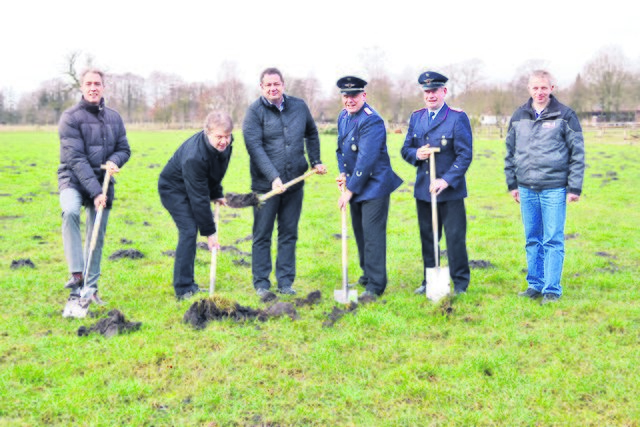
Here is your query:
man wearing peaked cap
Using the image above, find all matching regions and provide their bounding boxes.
[335,75,403,299]
[337,76,368,94]
[418,71,448,89]
[401,70,473,296]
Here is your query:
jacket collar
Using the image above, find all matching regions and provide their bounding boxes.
[526,94,561,118]
[80,96,105,115]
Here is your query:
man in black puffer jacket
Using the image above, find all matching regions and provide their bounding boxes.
[58,69,130,315]
[158,111,234,300]
[243,67,327,297]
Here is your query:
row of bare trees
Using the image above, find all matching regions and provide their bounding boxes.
[1,46,638,127]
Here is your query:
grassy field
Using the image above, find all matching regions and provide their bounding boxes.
[1,128,639,426]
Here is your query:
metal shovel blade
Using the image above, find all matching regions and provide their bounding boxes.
[334,288,358,304]
[426,266,451,302]
[62,297,92,318]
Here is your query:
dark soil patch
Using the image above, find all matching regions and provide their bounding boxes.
[77,309,142,338]
[323,303,357,327]
[196,242,209,251]
[264,302,299,320]
[232,259,251,267]
[294,290,322,307]
[259,290,278,303]
[235,235,253,244]
[120,238,133,244]
[595,251,617,258]
[17,197,33,203]
[11,258,35,269]
[143,221,151,226]
[566,233,580,240]
[108,249,144,260]
[162,250,176,257]
[220,245,251,257]
[469,260,494,269]
[225,192,259,208]
[183,296,269,328]
[148,163,161,168]
[0,215,22,220]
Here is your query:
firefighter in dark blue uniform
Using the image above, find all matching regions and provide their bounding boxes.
[336,76,403,298]
[401,71,473,295]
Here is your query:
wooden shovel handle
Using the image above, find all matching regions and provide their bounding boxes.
[259,169,318,202]
[427,149,441,269]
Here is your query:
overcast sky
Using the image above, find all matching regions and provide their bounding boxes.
[2,0,638,99]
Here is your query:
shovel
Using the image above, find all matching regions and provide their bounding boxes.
[226,169,318,208]
[424,149,451,302]
[209,203,220,296]
[64,165,114,318]
[334,185,357,304]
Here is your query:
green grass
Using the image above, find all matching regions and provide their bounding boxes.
[1,128,639,426]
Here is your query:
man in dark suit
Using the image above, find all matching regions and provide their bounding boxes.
[401,71,473,295]
[336,76,403,298]
[243,68,327,297]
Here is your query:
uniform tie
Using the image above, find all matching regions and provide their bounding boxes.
[428,111,435,125]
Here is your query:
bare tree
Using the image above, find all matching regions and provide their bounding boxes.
[107,73,147,123]
[583,46,629,121]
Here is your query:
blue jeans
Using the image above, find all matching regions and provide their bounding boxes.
[60,188,110,290]
[519,187,566,296]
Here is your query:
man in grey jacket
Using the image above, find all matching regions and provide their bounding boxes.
[504,69,585,305]
[58,69,130,316]
[243,67,326,296]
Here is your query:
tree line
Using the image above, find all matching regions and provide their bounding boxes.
[1,46,638,129]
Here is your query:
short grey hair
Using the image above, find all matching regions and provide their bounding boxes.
[80,68,105,84]
[529,69,555,86]
[204,111,233,133]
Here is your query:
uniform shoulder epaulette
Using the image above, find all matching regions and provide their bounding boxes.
[413,107,427,114]
[449,106,464,112]
[364,107,373,116]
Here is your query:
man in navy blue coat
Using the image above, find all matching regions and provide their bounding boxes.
[336,76,403,298]
[401,71,473,295]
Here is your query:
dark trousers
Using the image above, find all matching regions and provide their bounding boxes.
[159,185,201,296]
[350,195,390,296]
[416,198,470,292]
[252,188,303,290]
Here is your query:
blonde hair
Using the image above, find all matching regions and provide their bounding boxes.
[204,111,233,133]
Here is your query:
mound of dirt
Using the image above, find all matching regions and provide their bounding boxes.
[183,296,268,328]
[294,290,321,307]
[108,249,144,260]
[77,309,142,338]
[264,302,299,320]
[225,192,259,208]
[11,259,35,269]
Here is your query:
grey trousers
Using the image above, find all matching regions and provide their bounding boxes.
[60,188,110,290]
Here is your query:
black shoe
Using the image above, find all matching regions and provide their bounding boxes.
[518,288,542,299]
[256,288,270,297]
[64,275,83,289]
[413,284,427,294]
[177,288,205,301]
[277,287,297,295]
[360,290,378,301]
[541,293,560,305]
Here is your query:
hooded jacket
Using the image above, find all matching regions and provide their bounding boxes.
[504,95,585,195]
[57,97,130,207]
